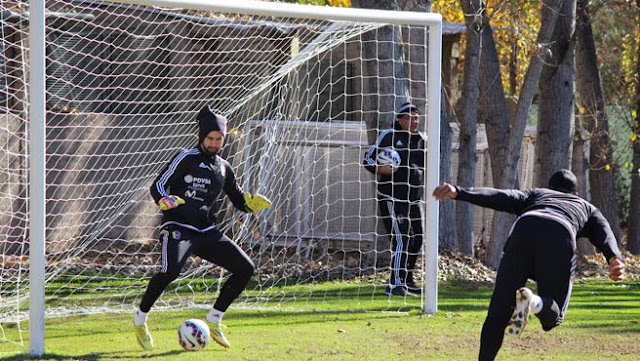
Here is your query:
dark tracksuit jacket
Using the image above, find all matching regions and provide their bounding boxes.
[150,147,251,231]
[363,125,427,286]
[454,186,623,361]
[140,147,254,313]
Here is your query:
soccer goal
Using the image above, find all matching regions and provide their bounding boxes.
[0,0,441,355]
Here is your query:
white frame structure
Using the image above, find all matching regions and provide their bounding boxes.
[28,0,441,356]
[29,0,47,357]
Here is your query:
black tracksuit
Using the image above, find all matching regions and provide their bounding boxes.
[453,186,622,361]
[364,125,427,287]
[140,147,254,313]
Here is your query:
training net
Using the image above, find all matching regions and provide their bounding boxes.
[0,0,439,349]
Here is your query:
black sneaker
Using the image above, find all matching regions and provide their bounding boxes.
[384,285,418,297]
[406,281,422,294]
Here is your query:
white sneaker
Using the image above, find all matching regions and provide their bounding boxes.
[506,287,533,338]
[134,322,154,351]
[209,322,230,348]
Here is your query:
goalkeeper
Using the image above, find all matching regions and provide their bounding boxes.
[363,103,427,297]
[134,105,272,351]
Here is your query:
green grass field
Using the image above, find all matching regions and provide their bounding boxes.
[0,278,638,360]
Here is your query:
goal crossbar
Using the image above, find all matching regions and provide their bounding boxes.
[106,0,443,25]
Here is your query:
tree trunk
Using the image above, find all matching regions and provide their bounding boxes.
[455,0,484,256]
[479,24,511,187]
[476,21,516,267]
[354,0,408,143]
[534,0,576,188]
[483,0,564,268]
[397,0,429,11]
[627,0,640,255]
[398,0,428,120]
[572,115,596,255]
[574,0,622,245]
[629,139,640,254]
[439,90,458,250]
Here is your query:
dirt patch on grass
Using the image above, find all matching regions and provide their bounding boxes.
[501,327,640,360]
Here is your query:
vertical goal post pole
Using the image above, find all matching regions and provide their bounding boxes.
[424,22,442,315]
[29,0,47,356]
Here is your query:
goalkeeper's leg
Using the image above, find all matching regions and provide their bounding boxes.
[406,203,424,294]
[479,235,529,361]
[381,201,415,296]
[195,231,255,348]
[135,227,193,351]
[532,225,575,331]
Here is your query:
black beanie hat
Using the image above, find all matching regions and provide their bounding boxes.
[197,105,227,142]
[396,102,419,119]
[548,169,578,193]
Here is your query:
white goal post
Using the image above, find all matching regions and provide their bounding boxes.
[19,0,441,356]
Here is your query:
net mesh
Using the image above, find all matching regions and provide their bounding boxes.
[0,0,434,347]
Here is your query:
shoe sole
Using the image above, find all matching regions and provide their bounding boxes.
[136,338,153,351]
[507,288,531,339]
[213,339,230,348]
[212,333,230,348]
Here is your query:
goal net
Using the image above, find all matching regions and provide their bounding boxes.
[0,0,441,350]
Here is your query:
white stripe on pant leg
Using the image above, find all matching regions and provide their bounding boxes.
[558,279,573,323]
[393,234,404,286]
[160,230,169,273]
[559,254,577,322]
[387,201,404,286]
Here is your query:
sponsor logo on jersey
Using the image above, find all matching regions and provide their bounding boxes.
[184,174,211,185]
[185,190,205,201]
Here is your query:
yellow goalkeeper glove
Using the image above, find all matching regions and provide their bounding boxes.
[244,193,272,212]
[158,195,185,210]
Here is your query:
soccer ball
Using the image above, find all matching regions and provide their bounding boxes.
[178,318,210,351]
[377,147,401,168]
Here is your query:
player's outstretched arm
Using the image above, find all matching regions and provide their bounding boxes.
[608,258,626,281]
[432,182,458,201]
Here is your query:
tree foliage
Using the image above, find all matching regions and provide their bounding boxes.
[583,1,639,229]
[432,1,541,99]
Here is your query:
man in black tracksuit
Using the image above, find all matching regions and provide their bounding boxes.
[133,105,271,351]
[432,169,626,361]
[364,103,427,297]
